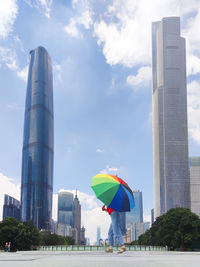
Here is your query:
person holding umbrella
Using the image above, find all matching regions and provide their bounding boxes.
[102,205,126,253]
[91,174,135,254]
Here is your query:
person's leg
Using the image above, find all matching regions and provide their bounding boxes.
[111,212,124,246]
[108,223,114,246]
[111,212,126,253]
[106,223,113,252]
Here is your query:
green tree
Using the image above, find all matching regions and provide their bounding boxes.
[138,208,200,250]
[40,231,75,246]
[0,217,41,251]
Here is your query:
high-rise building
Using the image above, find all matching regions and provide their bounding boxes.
[152,17,190,218]
[96,226,101,245]
[189,157,200,217]
[73,191,81,244]
[80,226,86,245]
[3,195,21,221]
[126,190,143,227]
[21,46,54,230]
[57,191,73,226]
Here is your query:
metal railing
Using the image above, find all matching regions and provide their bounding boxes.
[37,245,166,251]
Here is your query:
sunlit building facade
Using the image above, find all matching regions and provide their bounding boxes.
[152,17,190,218]
[21,46,54,230]
[190,157,200,217]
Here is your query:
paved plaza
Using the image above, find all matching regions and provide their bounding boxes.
[0,251,200,267]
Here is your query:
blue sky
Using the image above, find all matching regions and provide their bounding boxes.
[0,0,200,242]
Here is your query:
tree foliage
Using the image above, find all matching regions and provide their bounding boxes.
[138,208,200,250]
[40,231,75,246]
[0,217,40,251]
[0,218,75,251]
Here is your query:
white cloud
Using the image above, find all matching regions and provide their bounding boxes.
[127,66,152,89]
[14,35,25,52]
[0,173,20,221]
[0,46,28,82]
[64,0,93,38]
[96,148,104,153]
[187,80,200,144]
[93,0,200,68]
[24,0,52,18]
[17,65,28,82]
[100,165,119,174]
[64,19,80,38]
[0,0,18,38]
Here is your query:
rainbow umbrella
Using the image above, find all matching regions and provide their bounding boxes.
[91,174,135,212]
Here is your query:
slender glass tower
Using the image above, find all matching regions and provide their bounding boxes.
[152,17,190,218]
[21,46,54,230]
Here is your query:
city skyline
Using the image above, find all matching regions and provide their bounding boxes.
[1,1,200,243]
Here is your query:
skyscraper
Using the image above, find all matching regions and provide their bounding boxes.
[189,157,200,217]
[126,190,143,227]
[73,191,81,244]
[152,17,190,218]
[57,191,73,227]
[3,194,21,221]
[96,226,101,245]
[21,46,54,230]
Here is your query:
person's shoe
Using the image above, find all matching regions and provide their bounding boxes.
[105,247,113,253]
[117,246,126,254]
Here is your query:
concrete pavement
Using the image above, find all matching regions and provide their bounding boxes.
[0,250,200,267]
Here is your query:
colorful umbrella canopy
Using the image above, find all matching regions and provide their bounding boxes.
[91,174,135,212]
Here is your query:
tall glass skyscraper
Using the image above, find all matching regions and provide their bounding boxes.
[152,17,190,218]
[57,191,73,226]
[21,46,54,230]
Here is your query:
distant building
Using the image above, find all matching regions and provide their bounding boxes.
[190,157,200,217]
[51,219,57,233]
[123,228,131,244]
[126,190,143,227]
[126,222,150,242]
[57,191,73,227]
[57,223,71,237]
[80,226,86,245]
[73,191,81,244]
[70,227,78,244]
[56,190,85,244]
[3,194,21,221]
[152,17,190,218]
[97,226,101,245]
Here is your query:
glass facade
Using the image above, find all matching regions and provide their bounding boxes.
[21,46,54,230]
[3,194,21,221]
[126,190,143,227]
[58,192,73,226]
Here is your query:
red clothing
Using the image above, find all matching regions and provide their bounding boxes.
[102,205,115,214]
